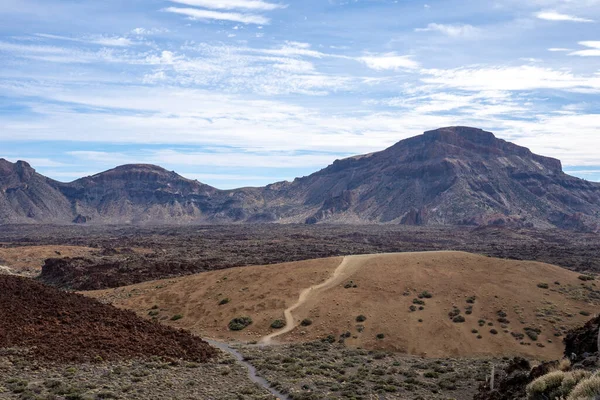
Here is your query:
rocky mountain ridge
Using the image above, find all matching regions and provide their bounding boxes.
[1,126,599,230]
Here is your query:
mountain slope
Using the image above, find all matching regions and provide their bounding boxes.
[1,126,599,229]
[0,159,73,223]
[278,127,600,229]
[56,164,222,224]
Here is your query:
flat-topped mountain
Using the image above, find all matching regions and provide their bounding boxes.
[1,127,599,229]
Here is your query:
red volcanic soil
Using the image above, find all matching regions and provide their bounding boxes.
[0,275,216,363]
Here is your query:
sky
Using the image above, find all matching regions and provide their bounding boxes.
[0,0,599,189]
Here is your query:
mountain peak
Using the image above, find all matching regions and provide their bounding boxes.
[423,126,496,146]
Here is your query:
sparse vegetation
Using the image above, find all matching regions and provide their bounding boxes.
[218,298,230,305]
[537,283,549,289]
[170,314,183,321]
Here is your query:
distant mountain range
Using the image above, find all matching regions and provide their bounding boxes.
[2,127,599,230]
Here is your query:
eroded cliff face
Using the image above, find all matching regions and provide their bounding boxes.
[1,127,599,229]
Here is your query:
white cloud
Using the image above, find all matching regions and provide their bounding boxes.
[131,27,170,35]
[548,48,571,52]
[535,10,594,22]
[0,156,67,167]
[421,65,600,92]
[569,41,600,56]
[359,53,419,71]
[168,0,285,11]
[36,33,133,47]
[579,41,600,49]
[3,82,600,168]
[415,23,480,37]
[164,7,270,24]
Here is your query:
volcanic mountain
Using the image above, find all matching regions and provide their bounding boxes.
[1,127,599,229]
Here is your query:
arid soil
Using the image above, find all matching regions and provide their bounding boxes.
[0,275,216,363]
[0,245,97,277]
[0,224,599,290]
[87,252,598,360]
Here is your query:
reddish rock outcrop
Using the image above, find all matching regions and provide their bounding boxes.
[0,275,216,363]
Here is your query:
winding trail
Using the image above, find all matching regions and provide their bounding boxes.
[260,254,370,344]
[205,339,289,400]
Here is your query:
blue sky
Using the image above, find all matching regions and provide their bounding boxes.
[0,0,599,189]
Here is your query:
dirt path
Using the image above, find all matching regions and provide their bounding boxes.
[260,255,371,344]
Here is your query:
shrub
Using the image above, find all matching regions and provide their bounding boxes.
[270,320,285,329]
[466,296,476,304]
[452,315,465,323]
[300,318,313,326]
[228,317,253,331]
[171,314,183,321]
[356,315,367,322]
[409,305,417,312]
[537,283,549,289]
[218,298,230,305]
[419,291,433,299]
[471,329,479,334]
[376,333,385,340]
[578,275,595,281]
[148,310,159,317]
[448,308,461,319]
[490,329,498,335]
[526,370,595,400]
[525,327,541,341]
[322,334,336,343]
[568,374,600,400]
[579,311,591,316]
[413,298,425,305]
[150,305,159,310]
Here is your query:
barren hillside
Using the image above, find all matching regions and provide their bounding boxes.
[87,251,599,360]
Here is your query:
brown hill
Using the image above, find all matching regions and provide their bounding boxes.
[0,275,216,363]
[2,127,600,229]
[86,252,599,360]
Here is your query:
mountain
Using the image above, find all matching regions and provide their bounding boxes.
[271,126,600,229]
[55,164,221,224]
[0,159,72,223]
[1,127,599,229]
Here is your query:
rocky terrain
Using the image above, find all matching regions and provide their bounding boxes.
[2,127,600,229]
[474,315,599,400]
[0,275,216,363]
[0,224,597,290]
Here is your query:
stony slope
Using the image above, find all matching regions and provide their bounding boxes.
[0,275,216,363]
[1,126,599,229]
